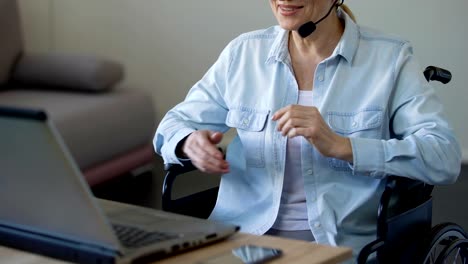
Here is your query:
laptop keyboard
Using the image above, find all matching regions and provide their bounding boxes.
[112,224,180,248]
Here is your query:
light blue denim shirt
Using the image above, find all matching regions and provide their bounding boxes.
[154,10,461,259]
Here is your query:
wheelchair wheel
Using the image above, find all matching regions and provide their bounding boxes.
[435,238,468,264]
[421,223,468,264]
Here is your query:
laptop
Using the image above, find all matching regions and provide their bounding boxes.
[0,106,239,264]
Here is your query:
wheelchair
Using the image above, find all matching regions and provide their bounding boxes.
[161,66,468,264]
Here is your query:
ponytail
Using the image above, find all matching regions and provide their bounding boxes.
[340,4,356,22]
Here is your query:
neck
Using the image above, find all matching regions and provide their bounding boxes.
[289,12,344,60]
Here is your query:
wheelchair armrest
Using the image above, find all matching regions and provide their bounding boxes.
[162,160,197,211]
[377,176,434,237]
[161,159,221,218]
[162,147,226,214]
[163,160,197,175]
[359,177,434,263]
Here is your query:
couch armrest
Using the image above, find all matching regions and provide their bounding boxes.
[11,52,124,92]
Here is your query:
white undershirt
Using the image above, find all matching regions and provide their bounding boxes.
[272,90,313,231]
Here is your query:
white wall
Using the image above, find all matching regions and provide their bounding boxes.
[19,0,468,160]
[18,0,51,52]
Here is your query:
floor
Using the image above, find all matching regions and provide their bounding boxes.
[93,160,468,232]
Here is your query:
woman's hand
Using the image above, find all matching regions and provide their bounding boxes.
[181,130,230,174]
[272,105,353,162]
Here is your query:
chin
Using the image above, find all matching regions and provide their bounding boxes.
[278,21,301,31]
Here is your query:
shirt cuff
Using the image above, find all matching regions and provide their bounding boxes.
[350,137,385,178]
[162,128,195,165]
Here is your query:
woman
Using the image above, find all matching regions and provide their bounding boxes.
[154,0,461,259]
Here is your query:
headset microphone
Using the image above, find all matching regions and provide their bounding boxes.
[298,0,343,38]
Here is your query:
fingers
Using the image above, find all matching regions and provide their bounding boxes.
[182,130,229,174]
[272,105,353,159]
[273,105,316,137]
[277,116,310,136]
[209,131,224,145]
[190,146,229,174]
[271,106,288,121]
[285,127,306,138]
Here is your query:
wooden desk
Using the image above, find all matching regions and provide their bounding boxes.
[0,233,352,264]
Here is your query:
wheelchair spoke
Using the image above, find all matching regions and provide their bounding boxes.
[440,239,468,264]
[422,223,468,264]
[447,241,461,264]
[455,248,460,259]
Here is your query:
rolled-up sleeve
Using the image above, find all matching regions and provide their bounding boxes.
[351,42,461,185]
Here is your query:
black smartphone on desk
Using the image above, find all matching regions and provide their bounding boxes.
[198,244,283,264]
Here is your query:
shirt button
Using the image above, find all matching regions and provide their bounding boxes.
[351,121,358,127]
[314,222,321,228]
[307,169,313,175]
[242,119,249,125]
[317,75,324,82]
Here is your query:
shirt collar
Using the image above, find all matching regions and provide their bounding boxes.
[332,8,359,64]
[266,8,359,65]
[266,27,289,65]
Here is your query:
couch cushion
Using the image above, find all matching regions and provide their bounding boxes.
[0,0,23,85]
[0,87,155,170]
[12,53,124,92]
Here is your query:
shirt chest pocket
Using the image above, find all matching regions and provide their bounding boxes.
[327,108,383,171]
[226,108,269,168]
[327,108,383,136]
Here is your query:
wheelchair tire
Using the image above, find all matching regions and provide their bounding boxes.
[421,222,468,264]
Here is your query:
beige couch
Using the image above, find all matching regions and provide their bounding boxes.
[0,0,156,186]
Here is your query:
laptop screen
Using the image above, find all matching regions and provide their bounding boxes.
[0,106,119,249]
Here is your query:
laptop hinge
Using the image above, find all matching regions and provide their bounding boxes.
[0,222,120,264]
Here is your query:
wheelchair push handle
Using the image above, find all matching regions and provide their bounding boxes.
[424,66,452,84]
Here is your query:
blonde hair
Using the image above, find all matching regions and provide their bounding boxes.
[340,4,356,22]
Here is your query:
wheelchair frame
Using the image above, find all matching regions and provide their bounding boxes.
[161,66,468,263]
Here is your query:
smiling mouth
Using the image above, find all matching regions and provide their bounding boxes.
[278,5,304,15]
[279,5,304,12]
